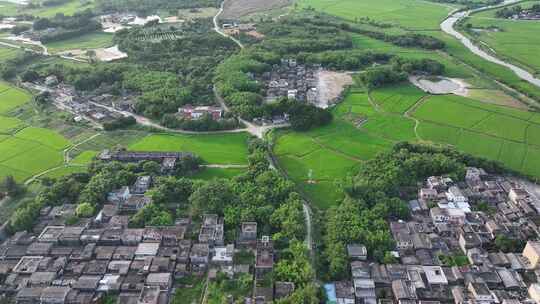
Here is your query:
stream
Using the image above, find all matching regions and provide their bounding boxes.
[440,0,540,88]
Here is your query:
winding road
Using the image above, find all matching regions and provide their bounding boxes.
[213,0,244,49]
[441,0,540,88]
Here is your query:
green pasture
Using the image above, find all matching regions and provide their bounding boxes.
[465,1,540,74]
[0,46,21,62]
[129,132,250,165]
[15,127,71,150]
[192,167,246,180]
[69,150,97,165]
[0,84,31,114]
[0,116,24,134]
[297,0,456,30]
[0,1,19,15]
[22,0,95,17]
[40,165,87,179]
[45,32,114,53]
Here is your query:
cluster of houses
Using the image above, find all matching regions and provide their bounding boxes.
[23,77,134,125]
[326,167,540,304]
[222,23,264,40]
[259,58,320,104]
[177,105,223,121]
[507,7,540,20]
[0,170,296,303]
[97,149,194,174]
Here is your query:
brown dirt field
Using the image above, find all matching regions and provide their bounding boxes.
[221,0,293,19]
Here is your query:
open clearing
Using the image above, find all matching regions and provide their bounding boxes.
[315,70,354,108]
[45,32,114,54]
[221,0,293,19]
[129,133,250,165]
[297,0,456,30]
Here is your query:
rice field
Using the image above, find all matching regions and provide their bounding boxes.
[297,0,457,30]
[45,32,114,54]
[129,132,250,165]
[274,87,414,208]
[0,83,73,182]
[412,94,540,177]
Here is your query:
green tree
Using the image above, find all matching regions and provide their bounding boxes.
[271,192,306,245]
[274,241,314,286]
[189,179,234,216]
[1,175,23,197]
[76,202,95,218]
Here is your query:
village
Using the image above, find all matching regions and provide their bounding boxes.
[20,76,233,129]
[324,167,540,304]
[0,149,296,304]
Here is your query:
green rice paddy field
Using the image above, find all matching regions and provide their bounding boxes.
[297,0,456,30]
[275,82,540,208]
[129,133,250,165]
[0,83,65,181]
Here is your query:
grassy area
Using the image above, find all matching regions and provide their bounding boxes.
[45,32,114,53]
[464,1,540,74]
[192,167,246,180]
[22,0,95,17]
[0,46,22,62]
[129,133,250,165]
[297,0,457,30]
[0,83,32,114]
[172,276,205,304]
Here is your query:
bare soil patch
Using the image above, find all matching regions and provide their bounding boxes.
[221,0,292,19]
[316,70,354,108]
[409,75,469,96]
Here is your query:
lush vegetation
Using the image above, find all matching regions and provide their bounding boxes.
[32,9,101,43]
[320,142,508,280]
[495,3,540,18]
[214,15,444,124]
[96,0,219,15]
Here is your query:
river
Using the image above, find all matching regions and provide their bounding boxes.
[440,0,540,88]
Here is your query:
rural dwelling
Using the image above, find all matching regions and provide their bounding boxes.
[523,241,540,268]
[529,283,540,303]
[347,244,367,261]
[178,105,223,120]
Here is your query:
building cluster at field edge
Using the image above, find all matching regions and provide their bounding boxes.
[324,167,540,304]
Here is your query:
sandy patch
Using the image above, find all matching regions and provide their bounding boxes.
[316,70,354,108]
[103,24,127,33]
[409,75,469,96]
[95,45,128,62]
